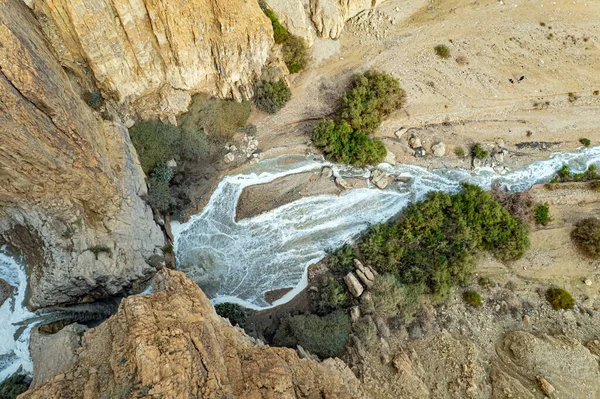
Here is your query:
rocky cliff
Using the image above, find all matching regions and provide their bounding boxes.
[0,0,164,308]
[20,269,363,399]
[27,0,274,119]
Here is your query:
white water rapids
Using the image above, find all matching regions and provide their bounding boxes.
[174,146,600,310]
[1,145,599,383]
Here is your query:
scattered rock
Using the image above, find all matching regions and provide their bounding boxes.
[395,127,408,138]
[360,291,375,314]
[321,167,333,178]
[432,142,446,157]
[350,306,361,322]
[584,278,593,286]
[344,272,364,297]
[408,134,422,149]
[354,259,375,288]
[371,169,390,189]
[224,152,235,164]
[297,345,319,362]
[335,177,351,190]
[241,134,259,158]
[414,147,427,158]
[374,316,390,338]
[0,278,14,307]
[384,149,396,165]
[166,159,177,168]
[536,376,555,395]
[493,150,505,164]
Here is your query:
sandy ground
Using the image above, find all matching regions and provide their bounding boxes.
[251,0,600,171]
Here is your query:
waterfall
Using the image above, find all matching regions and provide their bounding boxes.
[174,146,600,310]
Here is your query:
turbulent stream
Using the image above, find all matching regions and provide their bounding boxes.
[1,145,600,382]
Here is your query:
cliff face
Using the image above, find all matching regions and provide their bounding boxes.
[20,269,363,399]
[0,0,164,308]
[28,0,273,118]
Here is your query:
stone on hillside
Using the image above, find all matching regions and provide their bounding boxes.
[360,291,375,314]
[166,159,177,168]
[355,269,373,288]
[384,149,396,165]
[344,273,364,297]
[321,167,333,178]
[224,152,235,164]
[432,142,446,157]
[536,376,555,395]
[395,128,408,138]
[350,306,361,322]
[371,169,390,189]
[408,135,422,149]
[335,176,351,190]
[374,316,390,338]
[414,147,427,158]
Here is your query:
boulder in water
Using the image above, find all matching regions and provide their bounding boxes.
[0,278,14,307]
[371,169,390,190]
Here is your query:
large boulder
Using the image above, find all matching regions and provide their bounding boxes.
[344,272,365,297]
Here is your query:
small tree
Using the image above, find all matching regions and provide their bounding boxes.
[283,35,309,73]
[534,203,551,226]
[254,80,292,114]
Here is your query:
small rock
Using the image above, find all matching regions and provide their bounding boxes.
[371,169,390,189]
[308,286,318,293]
[354,259,375,282]
[229,145,237,153]
[414,147,427,158]
[522,314,530,326]
[584,278,593,286]
[536,376,555,395]
[360,291,375,314]
[394,127,408,138]
[374,316,391,338]
[384,149,396,165]
[166,159,177,168]
[408,134,422,149]
[432,142,446,157]
[321,167,333,178]
[493,151,505,164]
[344,273,364,297]
[355,269,373,288]
[223,152,235,164]
[335,177,351,190]
[350,306,361,322]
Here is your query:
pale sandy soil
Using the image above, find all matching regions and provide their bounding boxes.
[252,0,600,170]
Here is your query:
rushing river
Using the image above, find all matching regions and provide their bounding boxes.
[2,145,600,382]
[174,146,600,309]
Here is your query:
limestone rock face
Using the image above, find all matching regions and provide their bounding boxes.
[266,0,317,45]
[310,0,386,39]
[20,269,364,399]
[0,0,163,308]
[28,0,273,117]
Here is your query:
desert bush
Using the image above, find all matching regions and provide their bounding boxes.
[545,287,574,310]
[558,164,571,180]
[254,80,292,114]
[580,138,591,147]
[339,71,405,133]
[454,146,465,158]
[352,316,377,346]
[273,311,351,358]
[571,217,600,258]
[434,44,451,59]
[311,119,386,166]
[215,303,247,328]
[178,129,210,161]
[82,90,104,110]
[471,143,488,160]
[326,244,356,276]
[146,177,176,213]
[491,186,534,222]
[179,95,251,141]
[371,274,403,317]
[264,9,288,44]
[314,279,349,315]
[534,203,551,226]
[462,291,482,308]
[0,371,30,399]
[282,35,309,73]
[129,122,181,174]
[358,184,529,299]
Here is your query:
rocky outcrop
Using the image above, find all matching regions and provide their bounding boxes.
[310,0,387,39]
[267,0,317,45]
[0,278,14,306]
[28,0,273,118]
[20,269,363,398]
[0,0,164,308]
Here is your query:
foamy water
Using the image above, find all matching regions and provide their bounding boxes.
[174,146,600,309]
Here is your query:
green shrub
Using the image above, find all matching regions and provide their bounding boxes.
[454,146,465,158]
[82,90,104,110]
[534,203,551,226]
[358,184,529,299]
[590,180,600,192]
[264,9,289,44]
[311,119,386,166]
[339,71,405,133]
[545,287,574,310]
[282,35,309,73]
[371,274,403,317]
[462,291,482,308]
[571,217,600,258]
[129,122,181,174]
[146,177,176,213]
[352,316,377,346]
[151,164,174,183]
[215,303,247,328]
[580,138,591,147]
[434,44,451,59]
[0,371,30,399]
[179,95,251,141]
[326,244,356,276]
[273,311,351,358]
[314,279,349,315]
[471,143,488,160]
[558,164,571,180]
[254,80,292,114]
[178,129,210,161]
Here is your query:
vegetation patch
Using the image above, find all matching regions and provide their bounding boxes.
[434,44,451,59]
[263,9,289,44]
[357,184,529,300]
[571,217,600,258]
[282,35,309,74]
[311,120,386,166]
[491,187,534,222]
[0,372,30,399]
[313,278,349,315]
[548,164,599,185]
[545,287,575,310]
[273,311,351,358]
[254,80,292,114]
[579,138,591,147]
[462,291,483,308]
[471,143,488,160]
[215,303,247,328]
[129,122,181,174]
[534,203,551,226]
[325,244,356,276]
[454,146,465,158]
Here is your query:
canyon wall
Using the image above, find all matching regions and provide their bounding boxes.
[0,0,164,308]
[20,269,364,399]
